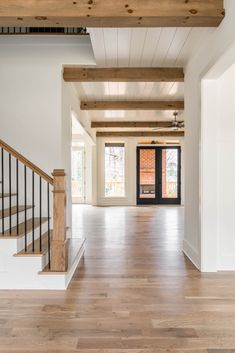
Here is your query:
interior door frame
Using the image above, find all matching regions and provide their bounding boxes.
[136,146,181,205]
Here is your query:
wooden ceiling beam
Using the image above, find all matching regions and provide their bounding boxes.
[0,1,224,28]
[91,121,183,128]
[81,101,184,111]
[97,131,184,137]
[63,68,184,82]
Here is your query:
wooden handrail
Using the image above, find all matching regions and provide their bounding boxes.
[0,139,54,185]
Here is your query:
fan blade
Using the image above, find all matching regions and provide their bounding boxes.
[152,127,167,131]
[152,127,175,131]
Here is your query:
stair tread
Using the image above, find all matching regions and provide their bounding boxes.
[0,205,32,219]
[0,193,17,198]
[0,217,48,236]
[15,230,53,256]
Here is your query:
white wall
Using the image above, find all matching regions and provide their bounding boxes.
[200,80,219,271]
[201,61,235,271]
[217,65,235,269]
[0,36,95,172]
[96,136,184,206]
[184,0,235,270]
[0,35,95,227]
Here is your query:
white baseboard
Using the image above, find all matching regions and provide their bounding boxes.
[65,240,85,288]
[183,239,200,270]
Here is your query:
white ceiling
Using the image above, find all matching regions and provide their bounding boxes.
[75,81,184,100]
[74,81,184,121]
[88,28,213,68]
[73,27,214,126]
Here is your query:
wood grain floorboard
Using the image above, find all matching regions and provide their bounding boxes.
[0,205,235,352]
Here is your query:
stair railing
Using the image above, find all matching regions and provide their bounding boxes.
[0,139,68,272]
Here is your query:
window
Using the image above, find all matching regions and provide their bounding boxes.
[105,143,125,197]
[71,144,85,203]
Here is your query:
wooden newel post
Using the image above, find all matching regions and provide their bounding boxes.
[51,169,68,272]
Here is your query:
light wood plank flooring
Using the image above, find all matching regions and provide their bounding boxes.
[0,205,235,352]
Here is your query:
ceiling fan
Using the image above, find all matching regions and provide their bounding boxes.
[153,111,185,131]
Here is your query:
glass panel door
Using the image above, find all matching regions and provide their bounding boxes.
[137,146,181,205]
[137,148,157,204]
[158,146,181,204]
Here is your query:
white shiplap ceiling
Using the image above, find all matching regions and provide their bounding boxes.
[88,28,212,67]
[73,27,214,124]
[75,81,185,121]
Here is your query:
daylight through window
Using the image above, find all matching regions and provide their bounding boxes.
[105,143,125,197]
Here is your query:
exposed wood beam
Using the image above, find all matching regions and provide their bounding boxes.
[63,68,184,82]
[0,1,224,28]
[91,121,184,128]
[96,131,184,137]
[81,101,184,111]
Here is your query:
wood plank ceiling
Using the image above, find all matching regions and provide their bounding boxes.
[70,27,215,136]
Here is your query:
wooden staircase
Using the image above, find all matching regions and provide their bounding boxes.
[0,139,82,289]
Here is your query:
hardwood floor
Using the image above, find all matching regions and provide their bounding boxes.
[1,205,235,352]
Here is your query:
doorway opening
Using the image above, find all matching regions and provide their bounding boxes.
[137,146,181,205]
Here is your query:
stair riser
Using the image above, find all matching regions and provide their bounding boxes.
[0,240,50,289]
[0,210,50,231]
[0,173,51,215]
[0,200,44,213]
[0,196,17,210]
[0,211,30,231]
[16,222,49,253]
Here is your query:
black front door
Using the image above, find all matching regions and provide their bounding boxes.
[137,146,181,205]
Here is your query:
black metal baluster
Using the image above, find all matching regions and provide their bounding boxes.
[16,159,19,234]
[24,165,27,252]
[47,182,51,269]
[1,148,4,234]
[39,177,42,252]
[32,171,35,252]
[9,154,12,234]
